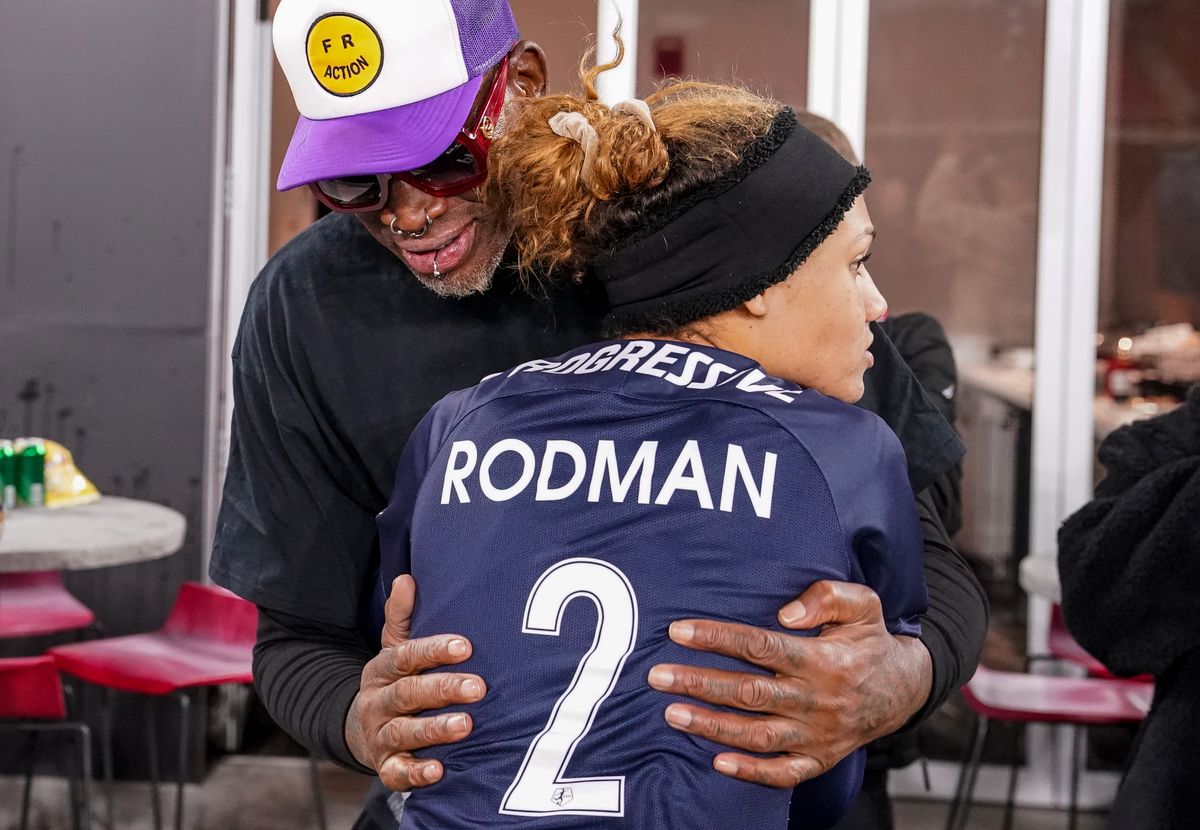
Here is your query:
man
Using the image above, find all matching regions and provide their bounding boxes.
[211,1,986,827]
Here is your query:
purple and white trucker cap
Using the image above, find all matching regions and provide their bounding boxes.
[273,0,518,190]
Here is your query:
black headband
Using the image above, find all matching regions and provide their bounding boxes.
[595,109,870,330]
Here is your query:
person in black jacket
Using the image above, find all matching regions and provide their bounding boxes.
[880,312,962,537]
[1058,384,1200,829]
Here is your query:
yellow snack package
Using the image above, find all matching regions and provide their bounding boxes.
[44,439,101,509]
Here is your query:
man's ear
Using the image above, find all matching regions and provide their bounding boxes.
[508,40,548,98]
[742,293,770,318]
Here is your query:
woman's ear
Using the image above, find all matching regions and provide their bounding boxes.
[742,293,770,318]
[509,41,548,99]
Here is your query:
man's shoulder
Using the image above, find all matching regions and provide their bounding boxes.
[236,214,453,355]
[247,213,403,307]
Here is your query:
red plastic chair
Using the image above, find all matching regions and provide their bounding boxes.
[48,582,328,830]
[49,582,256,830]
[945,665,1151,830]
[0,571,95,638]
[0,655,92,830]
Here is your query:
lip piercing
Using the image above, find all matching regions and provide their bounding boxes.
[390,210,433,239]
[433,251,442,279]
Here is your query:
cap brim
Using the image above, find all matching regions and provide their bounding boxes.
[277,74,485,191]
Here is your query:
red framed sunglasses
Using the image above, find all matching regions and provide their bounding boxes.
[309,60,510,212]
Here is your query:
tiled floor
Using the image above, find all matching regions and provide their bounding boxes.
[894,798,1105,829]
[1,756,1108,829]
[0,757,368,830]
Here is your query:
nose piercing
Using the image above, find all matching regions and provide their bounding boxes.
[390,210,433,239]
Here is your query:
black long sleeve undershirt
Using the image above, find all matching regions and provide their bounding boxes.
[903,488,987,729]
[253,607,376,773]
[252,486,986,772]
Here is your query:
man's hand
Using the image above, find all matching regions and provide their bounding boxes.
[647,581,932,788]
[345,575,486,791]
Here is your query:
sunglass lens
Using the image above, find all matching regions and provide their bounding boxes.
[406,143,481,189]
[316,175,383,208]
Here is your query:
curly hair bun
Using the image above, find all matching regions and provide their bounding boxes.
[486,38,782,283]
[487,92,669,276]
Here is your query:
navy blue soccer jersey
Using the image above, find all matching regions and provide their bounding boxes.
[376,339,927,830]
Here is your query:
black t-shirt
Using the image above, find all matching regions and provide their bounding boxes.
[212,214,603,629]
[212,214,963,630]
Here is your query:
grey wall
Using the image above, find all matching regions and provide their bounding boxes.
[0,0,220,632]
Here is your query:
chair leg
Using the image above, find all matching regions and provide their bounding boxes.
[945,713,988,830]
[20,731,37,830]
[1002,724,1021,830]
[1069,725,1084,830]
[953,715,989,830]
[309,754,328,830]
[76,723,93,830]
[944,722,972,830]
[175,692,190,830]
[57,680,92,830]
[147,697,163,830]
[67,752,82,830]
[101,688,116,830]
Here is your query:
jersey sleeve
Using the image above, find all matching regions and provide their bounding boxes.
[209,270,381,630]
[807,406,929,637]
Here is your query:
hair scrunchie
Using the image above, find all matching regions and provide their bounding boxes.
[548,100,656,185]
[612,98,656,132]
[549,111,601,182]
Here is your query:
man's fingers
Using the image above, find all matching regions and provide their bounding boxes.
[377,754,444,791]
[382,575,417,648]
[376,711,474,756]
[776,580,885,630]
[658,703,807,756]
[647,665,807,714]
[366,635,473,685]
[665,620,808,674]
[711,752,826,788]
[387,673,487,715]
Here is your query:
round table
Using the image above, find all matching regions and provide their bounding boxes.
[0,496,186,572]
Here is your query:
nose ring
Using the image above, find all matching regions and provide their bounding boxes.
[390,210,433,239]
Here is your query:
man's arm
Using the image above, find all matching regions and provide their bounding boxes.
[252,576,486,790]
[646,488,987,786]
[215,267,486,792]
[253,607,376,772]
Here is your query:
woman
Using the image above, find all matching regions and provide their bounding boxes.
[376,69,927,829]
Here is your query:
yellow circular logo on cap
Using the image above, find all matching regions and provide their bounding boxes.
[306,13,384,97]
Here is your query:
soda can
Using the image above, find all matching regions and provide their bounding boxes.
[0,440,15,511]
[15,438,46,508]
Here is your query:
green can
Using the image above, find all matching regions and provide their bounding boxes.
[0,440,15,511]
[15,438,45,508]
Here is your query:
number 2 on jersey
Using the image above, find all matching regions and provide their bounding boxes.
[500,558,639,817]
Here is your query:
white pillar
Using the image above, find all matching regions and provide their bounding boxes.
[596,0,639,104]
[807,0,870,161]
[1030,0,1111,605]
[203,0,274,569]
[1028,0,1111,810]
